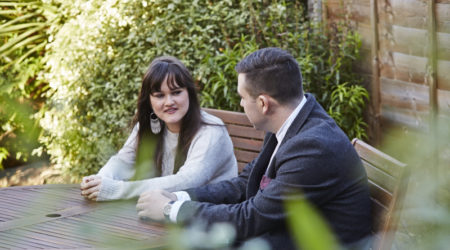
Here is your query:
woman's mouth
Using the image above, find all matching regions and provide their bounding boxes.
[165,108,177,114]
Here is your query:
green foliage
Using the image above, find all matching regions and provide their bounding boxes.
[0,95,40,169]
[200,8,368,138]
[199,37,258,111]
[0,0,63,168]
[328,83,369,139]
[285,197,339,250]
[37,0,253,179]
[38,0,367,180]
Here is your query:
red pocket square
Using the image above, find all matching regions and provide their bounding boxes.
[260,175,272,190]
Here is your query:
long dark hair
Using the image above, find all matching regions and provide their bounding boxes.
[132,56,203,176]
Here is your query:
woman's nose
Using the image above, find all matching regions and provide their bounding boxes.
[165,95,175,105]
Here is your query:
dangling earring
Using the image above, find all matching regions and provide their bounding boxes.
[150,112,161,134]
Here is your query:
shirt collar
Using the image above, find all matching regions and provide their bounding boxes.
[275,95,307,143]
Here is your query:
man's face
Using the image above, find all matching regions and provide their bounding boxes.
[237,74,265,130]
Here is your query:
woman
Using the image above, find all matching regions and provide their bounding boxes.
[80,56,237,201]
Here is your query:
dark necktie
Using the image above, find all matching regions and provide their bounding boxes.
[247,134,278,196]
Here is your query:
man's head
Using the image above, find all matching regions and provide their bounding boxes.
[235,47,303,104]
[235,48,303,131]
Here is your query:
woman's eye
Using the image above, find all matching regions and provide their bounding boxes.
[172,90,182,95]
[153,93,164,98]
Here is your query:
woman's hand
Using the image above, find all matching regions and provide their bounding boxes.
[80,175,102,200]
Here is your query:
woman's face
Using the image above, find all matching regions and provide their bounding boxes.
[150,77,189,133]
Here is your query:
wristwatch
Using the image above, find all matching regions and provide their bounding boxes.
[163,200,175,221]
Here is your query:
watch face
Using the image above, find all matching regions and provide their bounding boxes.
[163,203,172,216]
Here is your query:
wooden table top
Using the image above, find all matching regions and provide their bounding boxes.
[0,184,167,249]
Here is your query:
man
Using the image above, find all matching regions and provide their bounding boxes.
[136,47,372,249]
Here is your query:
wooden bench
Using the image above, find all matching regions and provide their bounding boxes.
[204,108,265,172]
[352,138,409,250]
[204,108,409,250]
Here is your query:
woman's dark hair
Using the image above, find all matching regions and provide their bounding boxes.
[132,56,202,176]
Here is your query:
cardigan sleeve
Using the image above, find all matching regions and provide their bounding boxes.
[96,123,238,201]
[97,124,138,180]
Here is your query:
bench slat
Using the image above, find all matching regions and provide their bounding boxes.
[230,137,264,152]
[363,160,397,193]
[234,150,259,164]
[227,124,265,140]
[368,181,392,208]
[237,162,247,172]
[203,108,253,126]
[354,140,405,178]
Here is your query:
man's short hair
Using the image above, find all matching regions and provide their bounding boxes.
[235,47,303,104]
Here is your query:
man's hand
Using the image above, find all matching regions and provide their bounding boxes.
[80,175,102,200]
[136,189,177,222]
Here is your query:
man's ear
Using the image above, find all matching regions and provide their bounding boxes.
[257,95,270,115]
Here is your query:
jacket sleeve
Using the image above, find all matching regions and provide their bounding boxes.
[97,124,238,201]
[176,136,342,240]
[184,156,255,204]
[184,132,270,204]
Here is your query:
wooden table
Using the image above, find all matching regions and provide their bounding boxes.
[0,184,167,249]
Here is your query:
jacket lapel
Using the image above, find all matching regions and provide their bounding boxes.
[267,94,317,178]
[246,134,278,198]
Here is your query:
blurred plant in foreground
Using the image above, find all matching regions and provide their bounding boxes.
[286,197,339,250]
[382,117,450,250]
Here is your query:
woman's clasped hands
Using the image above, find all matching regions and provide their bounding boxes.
[80,175,102,200]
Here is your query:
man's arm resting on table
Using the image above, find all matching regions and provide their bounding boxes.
[136,190,190,223]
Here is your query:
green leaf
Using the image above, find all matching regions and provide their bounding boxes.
[285,197,339,250]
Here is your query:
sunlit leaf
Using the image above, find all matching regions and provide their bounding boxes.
[285,197,339,250]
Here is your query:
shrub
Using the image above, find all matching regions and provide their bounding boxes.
[200,17,368,139]
[39,0,250,179]
[40,0,367,180]
[0,0,63,168]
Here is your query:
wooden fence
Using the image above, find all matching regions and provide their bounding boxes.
[320,0,450,144]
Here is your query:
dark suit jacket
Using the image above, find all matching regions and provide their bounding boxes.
[177,94,372,249]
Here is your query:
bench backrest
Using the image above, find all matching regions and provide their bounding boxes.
[204,108,409,250]
[204,108,265,172]
[352,138,409,250]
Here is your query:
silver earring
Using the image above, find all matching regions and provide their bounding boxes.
[150,112,161,134]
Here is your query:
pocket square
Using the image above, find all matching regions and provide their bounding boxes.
[260,175,272,190]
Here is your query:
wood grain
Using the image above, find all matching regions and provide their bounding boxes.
[0,185,166,248]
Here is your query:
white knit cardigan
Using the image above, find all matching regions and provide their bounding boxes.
[96,111,238,201]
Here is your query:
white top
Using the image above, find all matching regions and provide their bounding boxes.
[96,111,238,201]
[161,129,178,176]
[170,95,307,222]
